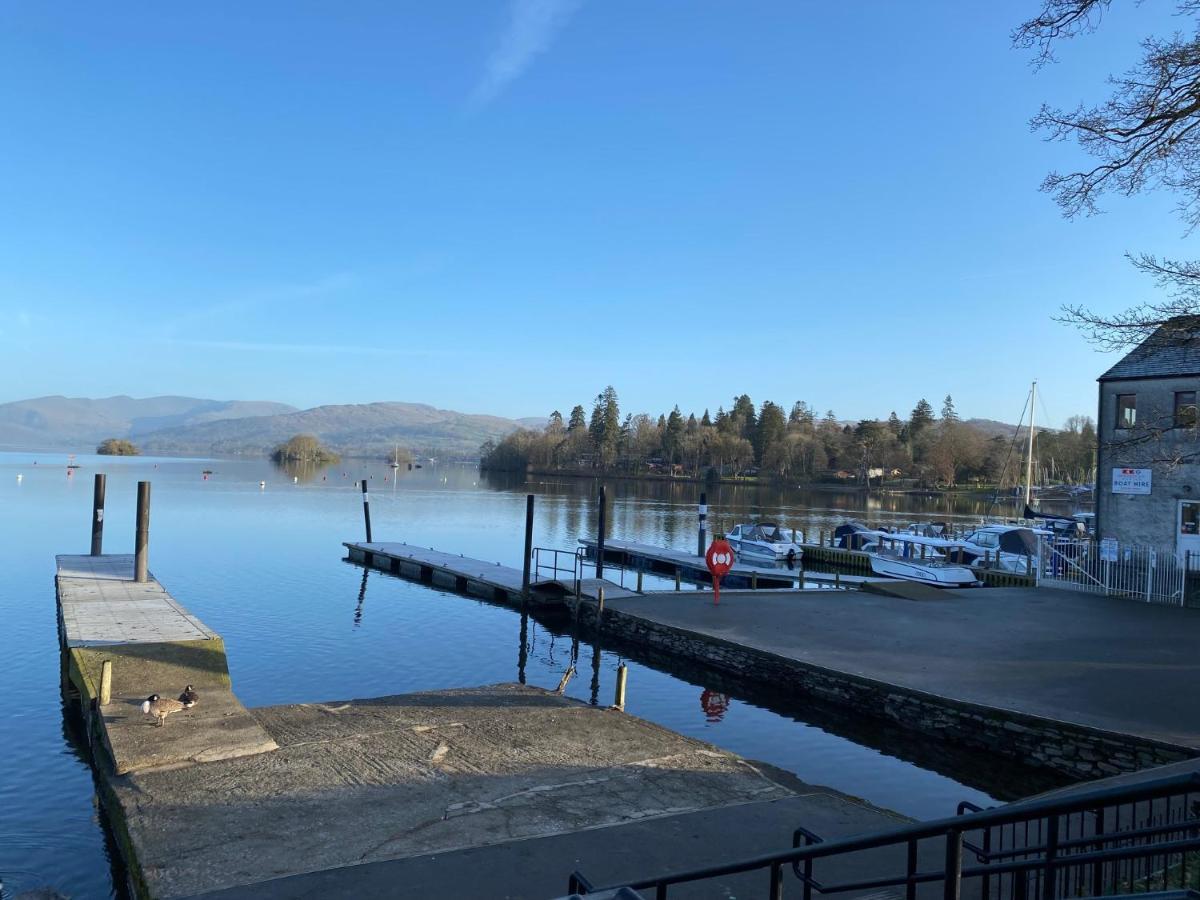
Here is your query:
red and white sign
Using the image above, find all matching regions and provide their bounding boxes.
[1112,467,1152,496]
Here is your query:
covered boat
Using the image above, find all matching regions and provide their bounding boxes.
[726,522,804,565]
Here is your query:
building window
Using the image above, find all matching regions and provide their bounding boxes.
[1116,394,1137,429]
[1175,391,1197,428]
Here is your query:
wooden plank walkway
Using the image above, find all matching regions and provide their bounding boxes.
[56,555,277,775]
[343,541,637,605]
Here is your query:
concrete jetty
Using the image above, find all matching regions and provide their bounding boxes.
[62,551,919,899]
[110,684,917,899]
[581,586,1200,781]
[56,554,276,775]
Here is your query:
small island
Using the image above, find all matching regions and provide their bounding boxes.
[97,438,140,456]
[271,434,340,464]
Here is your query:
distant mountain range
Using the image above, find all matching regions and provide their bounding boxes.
[0,395,543,458]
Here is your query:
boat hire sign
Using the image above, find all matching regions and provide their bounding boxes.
[1111,467,1152,495]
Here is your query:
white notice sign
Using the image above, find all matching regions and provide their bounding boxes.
[1112,467,1152,495]
[1100,537,1118,562]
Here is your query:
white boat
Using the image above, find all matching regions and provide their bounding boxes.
[837,523,979,587]
[726,522,804,565]
[953,525,1041,573]
[860,533,979,587]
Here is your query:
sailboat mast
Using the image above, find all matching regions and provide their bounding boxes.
[1024,380,1037,508]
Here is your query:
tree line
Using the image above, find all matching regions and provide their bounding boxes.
[480,387,1097,488]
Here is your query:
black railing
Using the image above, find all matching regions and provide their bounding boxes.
[565,772,1200,900]
[532,547,585,597]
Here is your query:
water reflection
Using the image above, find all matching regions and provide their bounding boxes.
[271,458,337,484]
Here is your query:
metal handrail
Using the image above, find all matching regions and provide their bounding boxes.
[566,772,1200,900]
[532,547,585,597]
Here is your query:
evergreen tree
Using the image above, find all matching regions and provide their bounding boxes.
[941,394,958,423]
[701,409,712,428]
[755,401,788,464]
[910,399,935,435]
[568,405,587,432]
[789,401,815,429]
[546,410,564,434]
[686,412,698,434]
[663,406,685,462]
[887,411,902,435]
[730,394,757,440]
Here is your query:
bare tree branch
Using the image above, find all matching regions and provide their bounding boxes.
[1014,0,1111,66]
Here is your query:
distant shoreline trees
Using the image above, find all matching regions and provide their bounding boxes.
[271,434,340,464]
[97,438,139,456]
[480,386,1097,488]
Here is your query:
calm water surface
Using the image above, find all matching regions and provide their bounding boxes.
[0,452,1069,898]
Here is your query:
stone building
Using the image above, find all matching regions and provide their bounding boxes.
[1096,317,1200,557]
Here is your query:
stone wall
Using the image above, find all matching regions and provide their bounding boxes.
[1098,376,1200,547]
[577,600,1194,781]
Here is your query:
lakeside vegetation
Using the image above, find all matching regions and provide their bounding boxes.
[271,434,340,465]
[480,387,1097,488]
[96,438,139,456]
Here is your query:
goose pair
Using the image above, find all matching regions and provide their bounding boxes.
[141,685,199,726]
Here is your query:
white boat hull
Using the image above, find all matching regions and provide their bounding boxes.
[867,555,978,587]
[729,539,803,562]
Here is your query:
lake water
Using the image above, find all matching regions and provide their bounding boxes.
[0,452,1074,899]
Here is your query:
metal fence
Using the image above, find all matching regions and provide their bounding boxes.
[565,772,1200,900]
[1037,537,1200,607]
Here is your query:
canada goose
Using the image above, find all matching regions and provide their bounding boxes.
[141,694,185,726]
[178,685,199,707]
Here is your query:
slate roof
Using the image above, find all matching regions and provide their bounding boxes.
[1100,316,1200,380]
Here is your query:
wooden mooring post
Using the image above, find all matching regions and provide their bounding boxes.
[614,663,628,709]
[521,494,534,595]
[595,485,606,579]
[90,473,106,556]
[99,659,112,706]
[360,479,373,543]
[134,481,150,583]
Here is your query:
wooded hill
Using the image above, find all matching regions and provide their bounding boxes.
[481,388,1097,487]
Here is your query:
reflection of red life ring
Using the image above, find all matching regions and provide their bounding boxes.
[700,689,730,722]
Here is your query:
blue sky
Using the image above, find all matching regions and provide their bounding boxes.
[0,1,1193,426]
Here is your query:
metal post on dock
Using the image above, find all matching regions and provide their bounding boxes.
[614,662,627,709]
[360,479,373,543]
[90,473,106,556]
[521,494,534,595]
[636,569,643,592]
[134,481,150,583]
[697,491,707,557]
[595,485,607,578]
[99,659,112,706]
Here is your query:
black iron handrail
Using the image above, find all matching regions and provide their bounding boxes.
[565,772,1200,900]
[532,547,584,596]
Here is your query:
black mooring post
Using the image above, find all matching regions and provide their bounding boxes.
[361,479,373,543]
[134,481,150,583]
[522,494,535,594]
[697,490,708,557]
[90,473,106,556]
[595,485,606,579]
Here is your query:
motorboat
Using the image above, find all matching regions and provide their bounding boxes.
[725,522,804,565]
[836,522,979,587]
[952,525,1041,572]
